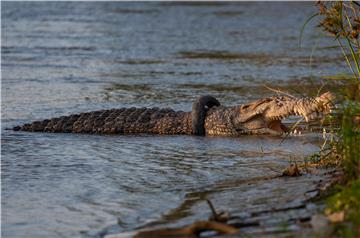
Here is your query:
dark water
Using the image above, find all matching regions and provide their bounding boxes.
[2,2,343,238]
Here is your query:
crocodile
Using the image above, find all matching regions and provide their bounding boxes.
[13,92,335,136]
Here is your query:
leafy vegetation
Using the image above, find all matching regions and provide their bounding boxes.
[304,1,360,237]
[315,0,360,177]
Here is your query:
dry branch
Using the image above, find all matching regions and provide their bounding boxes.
[133,220,238,238]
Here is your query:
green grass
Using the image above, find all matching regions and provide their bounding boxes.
[339,103,360,179]
[302,2,360,237]
[326,180,360,238]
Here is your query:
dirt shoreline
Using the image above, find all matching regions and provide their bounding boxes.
[105,166,343,238]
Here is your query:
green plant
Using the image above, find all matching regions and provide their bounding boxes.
[326,180,360,238]
[338,103,360,179]
[317,1,360,80]
[302,2,360,237]
[319,0,360,178]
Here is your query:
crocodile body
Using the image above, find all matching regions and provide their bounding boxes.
[13,92,335,136]
[14,108,194,135]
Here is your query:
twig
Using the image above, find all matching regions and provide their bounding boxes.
[353,1,360,8]
[262,84,296,98]
[133,221,238,238]
[206,199,219,221]
[279,117,304,146]
[316,82,327,97]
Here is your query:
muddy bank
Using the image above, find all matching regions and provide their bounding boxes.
[103,167,341,238]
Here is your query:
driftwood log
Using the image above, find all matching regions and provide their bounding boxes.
[126,199,238,238]
[133,220,238,238]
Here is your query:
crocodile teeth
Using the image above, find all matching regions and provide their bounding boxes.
[291,129,302,136]
[310,113,317,120]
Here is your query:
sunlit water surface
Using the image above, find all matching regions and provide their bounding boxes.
[2,2,343,238]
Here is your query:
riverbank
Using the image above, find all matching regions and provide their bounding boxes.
[104,161,343,238]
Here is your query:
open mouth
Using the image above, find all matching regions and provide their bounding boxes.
[267,111,327,134]
[268,120,288,133]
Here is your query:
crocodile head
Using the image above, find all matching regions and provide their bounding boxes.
[205,92,335,136]
[237,91,336,135]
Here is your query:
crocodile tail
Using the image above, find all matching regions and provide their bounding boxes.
[12,107,192,135]
[13,112,91,133]
[13,108,141,133]
[192,95,220,135]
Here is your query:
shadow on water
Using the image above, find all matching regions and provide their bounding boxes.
[111,8,160,15]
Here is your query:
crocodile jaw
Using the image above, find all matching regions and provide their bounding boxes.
[262,92,336,134]
[267,120,288,133]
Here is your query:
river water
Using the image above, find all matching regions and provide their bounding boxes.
[2,2,344,238]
